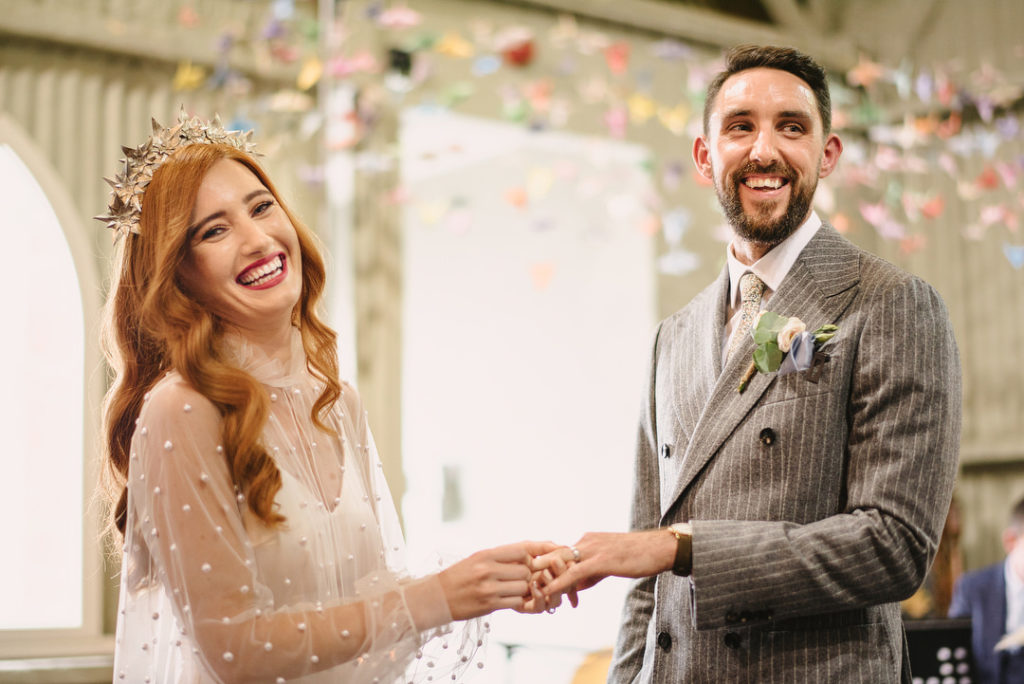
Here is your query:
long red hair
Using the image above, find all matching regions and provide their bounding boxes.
[101,143,340,536]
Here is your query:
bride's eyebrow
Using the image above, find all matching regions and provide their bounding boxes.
[188,189,271,238]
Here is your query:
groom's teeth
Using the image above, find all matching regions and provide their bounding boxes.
[744,177,784,189]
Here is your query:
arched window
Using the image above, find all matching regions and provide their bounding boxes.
[0,115,106,657]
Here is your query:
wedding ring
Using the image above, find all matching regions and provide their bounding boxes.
[570,546,581,562]
[545,607,556,614]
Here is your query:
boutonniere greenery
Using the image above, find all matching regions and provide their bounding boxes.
[737,312,838,393]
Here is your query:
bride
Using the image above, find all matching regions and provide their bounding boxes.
[99,112,561,683]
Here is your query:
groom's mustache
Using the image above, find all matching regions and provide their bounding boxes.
[730,161,797,185]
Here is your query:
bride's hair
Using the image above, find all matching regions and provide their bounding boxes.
[101,143,340,537]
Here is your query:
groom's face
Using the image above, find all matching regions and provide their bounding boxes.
[693,67,841,247]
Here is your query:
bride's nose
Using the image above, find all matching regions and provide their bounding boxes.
[237,218,274,256]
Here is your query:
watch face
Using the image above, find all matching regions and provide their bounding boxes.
[670,522,691,536]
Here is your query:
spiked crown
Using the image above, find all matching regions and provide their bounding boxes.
[96,108,257,239]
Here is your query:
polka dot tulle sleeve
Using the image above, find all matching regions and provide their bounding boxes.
[113,348,483,683]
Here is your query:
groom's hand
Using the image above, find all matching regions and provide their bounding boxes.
[533,530,677,600]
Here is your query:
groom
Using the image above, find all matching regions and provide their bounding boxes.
[537,45,961,683]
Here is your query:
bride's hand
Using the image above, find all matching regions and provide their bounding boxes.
[530,548,580,608]
[439,541,559,620]
[515,568,564,614]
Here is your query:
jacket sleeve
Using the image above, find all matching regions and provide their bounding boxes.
[689,275,962,629]
[946,571,974,619]
[608,323,665,683]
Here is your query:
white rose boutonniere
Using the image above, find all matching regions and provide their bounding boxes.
[776,316,806,352]
[737,312,838,393]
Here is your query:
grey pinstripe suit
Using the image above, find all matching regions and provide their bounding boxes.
[609,224,961,683]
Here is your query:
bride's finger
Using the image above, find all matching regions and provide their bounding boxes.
[530,548,568,571]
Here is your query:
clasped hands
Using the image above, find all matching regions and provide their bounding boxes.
[441,530,674,620]
[528,530,677,613]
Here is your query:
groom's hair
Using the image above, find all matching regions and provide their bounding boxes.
[703,44,833,136]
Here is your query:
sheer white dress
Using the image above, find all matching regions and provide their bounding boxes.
[113,330,481,683]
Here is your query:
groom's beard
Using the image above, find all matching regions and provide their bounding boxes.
[715,160,818,246]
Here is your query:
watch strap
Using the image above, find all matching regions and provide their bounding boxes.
[669,523,692,577]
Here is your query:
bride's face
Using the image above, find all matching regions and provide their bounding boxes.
[177,159,302,330]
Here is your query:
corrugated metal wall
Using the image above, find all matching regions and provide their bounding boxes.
[0,53,316,264]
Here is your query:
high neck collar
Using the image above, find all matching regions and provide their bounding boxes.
[222,326,308,388]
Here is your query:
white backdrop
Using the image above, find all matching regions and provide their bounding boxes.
[399,109,657,680]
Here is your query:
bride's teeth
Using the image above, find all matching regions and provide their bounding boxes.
[240,256,283,285]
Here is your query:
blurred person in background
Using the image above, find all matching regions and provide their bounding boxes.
[949,495,1024,684]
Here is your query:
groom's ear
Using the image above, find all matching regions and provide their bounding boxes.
[818,133,842,179]
[693,136,713,180]
[1004,527,1020,555]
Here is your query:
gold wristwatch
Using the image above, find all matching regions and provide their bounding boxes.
[668,522,692,576]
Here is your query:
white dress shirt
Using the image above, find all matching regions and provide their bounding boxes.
[1007,557,1024,639]
[721,212,823,361]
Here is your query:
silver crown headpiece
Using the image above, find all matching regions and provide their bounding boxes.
[96,108,257,239]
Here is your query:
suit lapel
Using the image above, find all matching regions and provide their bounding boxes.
[668,267,729,441]
[663,224,862,517]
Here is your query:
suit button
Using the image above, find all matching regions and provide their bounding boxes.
[657,631,672,650]
[660,443,671,459]
[724,632,741,649]
[759,428,776,446]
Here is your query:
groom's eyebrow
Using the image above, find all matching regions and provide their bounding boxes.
[719,108,814,122]
[777,111,814,126]
[720,108,752,121]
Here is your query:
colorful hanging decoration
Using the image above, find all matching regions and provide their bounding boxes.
[496,27,535,67]
[144,1,1024,272]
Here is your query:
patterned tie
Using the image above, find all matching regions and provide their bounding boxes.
[727,272,765,360]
